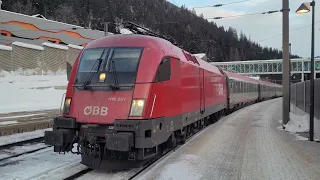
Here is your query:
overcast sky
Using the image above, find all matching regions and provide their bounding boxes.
[168,0,319,58]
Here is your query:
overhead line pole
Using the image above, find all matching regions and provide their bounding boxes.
[104,22,109,36]
[310,0,315,141]
[282,0,290,127]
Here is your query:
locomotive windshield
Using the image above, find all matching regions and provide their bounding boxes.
[75,47,143,88]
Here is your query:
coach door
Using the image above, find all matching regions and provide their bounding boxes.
[200,68,205,114]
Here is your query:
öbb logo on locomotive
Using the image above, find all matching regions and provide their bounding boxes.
[84,106,108,116]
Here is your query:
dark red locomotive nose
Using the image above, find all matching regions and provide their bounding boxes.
[62,35,168,124]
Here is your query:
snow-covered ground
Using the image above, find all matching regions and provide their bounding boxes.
[0,147,82,180]
[0,128,51,146]
[284,112,309,133]
[0,70,67,114]
[0,142,47,160]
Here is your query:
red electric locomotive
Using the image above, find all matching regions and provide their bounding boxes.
[44,22,282,170]
[44,22,228,169]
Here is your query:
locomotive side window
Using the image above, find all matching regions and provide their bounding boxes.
[155,58,171,82]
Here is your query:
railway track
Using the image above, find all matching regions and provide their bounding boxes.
[0,136,50,162]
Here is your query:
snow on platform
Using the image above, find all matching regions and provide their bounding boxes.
[0,71,67,113]
[0,113,47,120]
[284,112,309,133]
[0,120,18,125]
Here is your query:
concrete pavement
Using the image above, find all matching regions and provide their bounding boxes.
[136,98,320,180]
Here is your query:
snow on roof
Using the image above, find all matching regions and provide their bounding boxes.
[42,42,68,50]
[0,44,12,51]
[12,41,44,51]
[248,76,260,80]
[67,44,83,50]
[1,10,84,29]
[120,28,133,34]
[31,14,47,19]
[193,53,206,58]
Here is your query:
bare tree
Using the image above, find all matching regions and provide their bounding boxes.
[12,0,33,15]
[54,4,77,24]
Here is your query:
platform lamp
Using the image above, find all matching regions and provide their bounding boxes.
[296,0,315,141]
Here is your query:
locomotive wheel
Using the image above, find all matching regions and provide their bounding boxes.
[177,129,186,144]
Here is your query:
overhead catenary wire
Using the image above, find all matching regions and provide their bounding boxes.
[207,10,281,20]
[257,20,320,43]
[171,0,178,6]
[194,0,250,8]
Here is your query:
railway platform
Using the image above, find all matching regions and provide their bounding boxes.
[0,109,58,136]
[135,98,320,180]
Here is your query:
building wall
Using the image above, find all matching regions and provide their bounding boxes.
[0,10,112,46]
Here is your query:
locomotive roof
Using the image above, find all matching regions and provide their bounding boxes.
[84,34,170,49]
[84,34,224,76]
[83,34,282,87]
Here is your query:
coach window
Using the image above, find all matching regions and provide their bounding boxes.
[236,81,239,93]
[155,57,171,82]
[246,83,248,93]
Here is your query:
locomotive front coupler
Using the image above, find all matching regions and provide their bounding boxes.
[44,116,80,153]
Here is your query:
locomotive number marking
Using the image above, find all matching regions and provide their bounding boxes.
[108,97,126,102]
[84,106,108,116]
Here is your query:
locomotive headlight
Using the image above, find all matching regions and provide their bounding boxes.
[99,73,106,82]
[62,98,72,114]
[129,99,145,117]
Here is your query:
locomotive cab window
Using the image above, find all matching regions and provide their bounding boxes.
[75,47,143,86]
[155,58,171,82]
